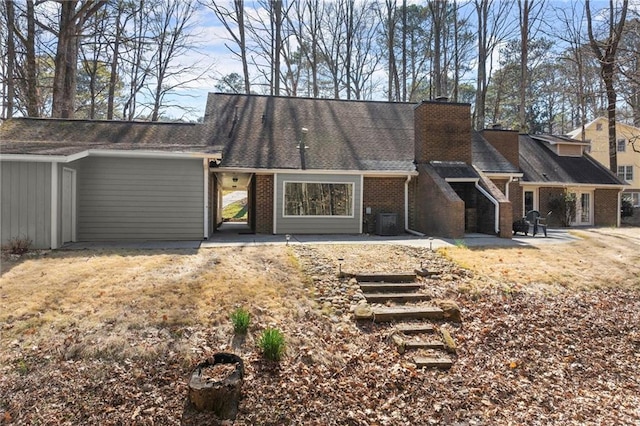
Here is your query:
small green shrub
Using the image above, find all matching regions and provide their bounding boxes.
[454,239,467,249]
[230,307,251,334]
[258,327,285,361]
[5,236,32,255]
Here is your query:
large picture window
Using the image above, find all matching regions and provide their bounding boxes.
[284,182,353,216]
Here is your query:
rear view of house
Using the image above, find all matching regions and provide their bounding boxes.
[0,94,626,249]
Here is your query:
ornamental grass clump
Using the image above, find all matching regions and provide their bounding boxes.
[258,327,285,361]
[230,307,251,334]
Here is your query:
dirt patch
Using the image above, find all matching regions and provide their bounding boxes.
[1,230,639,425]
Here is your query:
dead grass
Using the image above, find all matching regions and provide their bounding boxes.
[0,246,311,364]
[438,228,640,294]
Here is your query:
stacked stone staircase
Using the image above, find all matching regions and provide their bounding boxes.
[353,272,456,370]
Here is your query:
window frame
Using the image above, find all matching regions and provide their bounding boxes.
[617,165,634,182]
[617,139,627,152]
[282,180,355,218]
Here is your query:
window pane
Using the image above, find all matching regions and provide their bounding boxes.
[284,182,353,216]
[617,139,626,152]
[524,191,534,213]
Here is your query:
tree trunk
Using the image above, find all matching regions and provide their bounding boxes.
[586,0,628,173]
[519,0,529,132]
[5,0,16,119]
[188,353,244,419]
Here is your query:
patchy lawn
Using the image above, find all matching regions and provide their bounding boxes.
[0,229,639,425]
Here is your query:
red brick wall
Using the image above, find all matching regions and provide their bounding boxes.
[510,181,524,219]
[594,189,620,226]
[362,177,406,234]
[539,187,565,227]
[413,164,465,238]
[254,174,274,234]
[415,101,472,164]
[480,129,520,168]
[477,173,512,238]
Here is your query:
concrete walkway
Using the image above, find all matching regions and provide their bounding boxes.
[62,226,581,251]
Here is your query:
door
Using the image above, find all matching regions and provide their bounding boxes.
[571,191,593,226]
[61,168,76,243]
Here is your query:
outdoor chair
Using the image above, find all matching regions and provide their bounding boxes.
[525,210,551,237]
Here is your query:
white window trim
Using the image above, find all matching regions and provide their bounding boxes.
[618,165,634,182]
[282,180,356,218]
[523,188,538,214]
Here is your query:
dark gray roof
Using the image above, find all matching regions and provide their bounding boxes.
[519,135,624,185]
[430,161,479,180]
[472,131,520,174]
[203,93,416,172]
[0,118,222,156]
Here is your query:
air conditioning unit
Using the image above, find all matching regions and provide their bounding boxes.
[376,213,398,236]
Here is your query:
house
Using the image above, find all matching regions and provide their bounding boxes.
[567,117,640,207]
[0,94,626,249]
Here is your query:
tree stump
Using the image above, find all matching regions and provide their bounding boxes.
[188,353,244,419]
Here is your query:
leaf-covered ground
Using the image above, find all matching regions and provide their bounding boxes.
[1,230,639,425]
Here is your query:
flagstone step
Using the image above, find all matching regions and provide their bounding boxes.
[371,306,444,322]
[395,323,435,334]
[364,292,432,304]
[405,340,445,350]
[414,356,453,370]
[355,273,416,283]
[359,282,423,293]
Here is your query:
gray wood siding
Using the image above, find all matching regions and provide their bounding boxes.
[1,161,51,249]
[275,173,362,234]
[76,157,203,240]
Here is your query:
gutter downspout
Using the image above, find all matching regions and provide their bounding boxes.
[475,181,500,235]
[405,174,425,237]
[505,176,513,200]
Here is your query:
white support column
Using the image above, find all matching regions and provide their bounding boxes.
[272,173,278,234]
[203,159,209,239]
[50,162,59,249]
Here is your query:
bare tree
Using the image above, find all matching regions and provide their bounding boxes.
[51,0,106,118]
[586,0,628,173]
[428,0,448,98]
[146,0,205,121]
[3,0,16,118]
[518,0,545,131]
[204,0,251,94]
[473,0,517,130]
[287,0,324,97]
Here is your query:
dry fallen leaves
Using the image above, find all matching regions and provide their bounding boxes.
[1,237,639,425]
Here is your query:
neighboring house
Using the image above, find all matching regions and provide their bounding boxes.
[0,94,625,249]
[567,117,640,207]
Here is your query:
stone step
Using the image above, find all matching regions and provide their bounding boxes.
[396,323,435,334]
[359,282,422,293]
[371,306,444,322]
[364,292,432,304]
[355,273,416,283]
[414,356,453,370]
[405,340,445,350]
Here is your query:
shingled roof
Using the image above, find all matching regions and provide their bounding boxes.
[203,93,416,172]
[519,135,624,185]
[0,118,222,156]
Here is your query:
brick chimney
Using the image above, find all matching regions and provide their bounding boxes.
[480,128,520,168]
[414,100,472,164]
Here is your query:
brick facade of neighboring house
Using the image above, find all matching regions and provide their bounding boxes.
[254,174,274,234]
[594,189,620,226]
[362,177,406,234]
